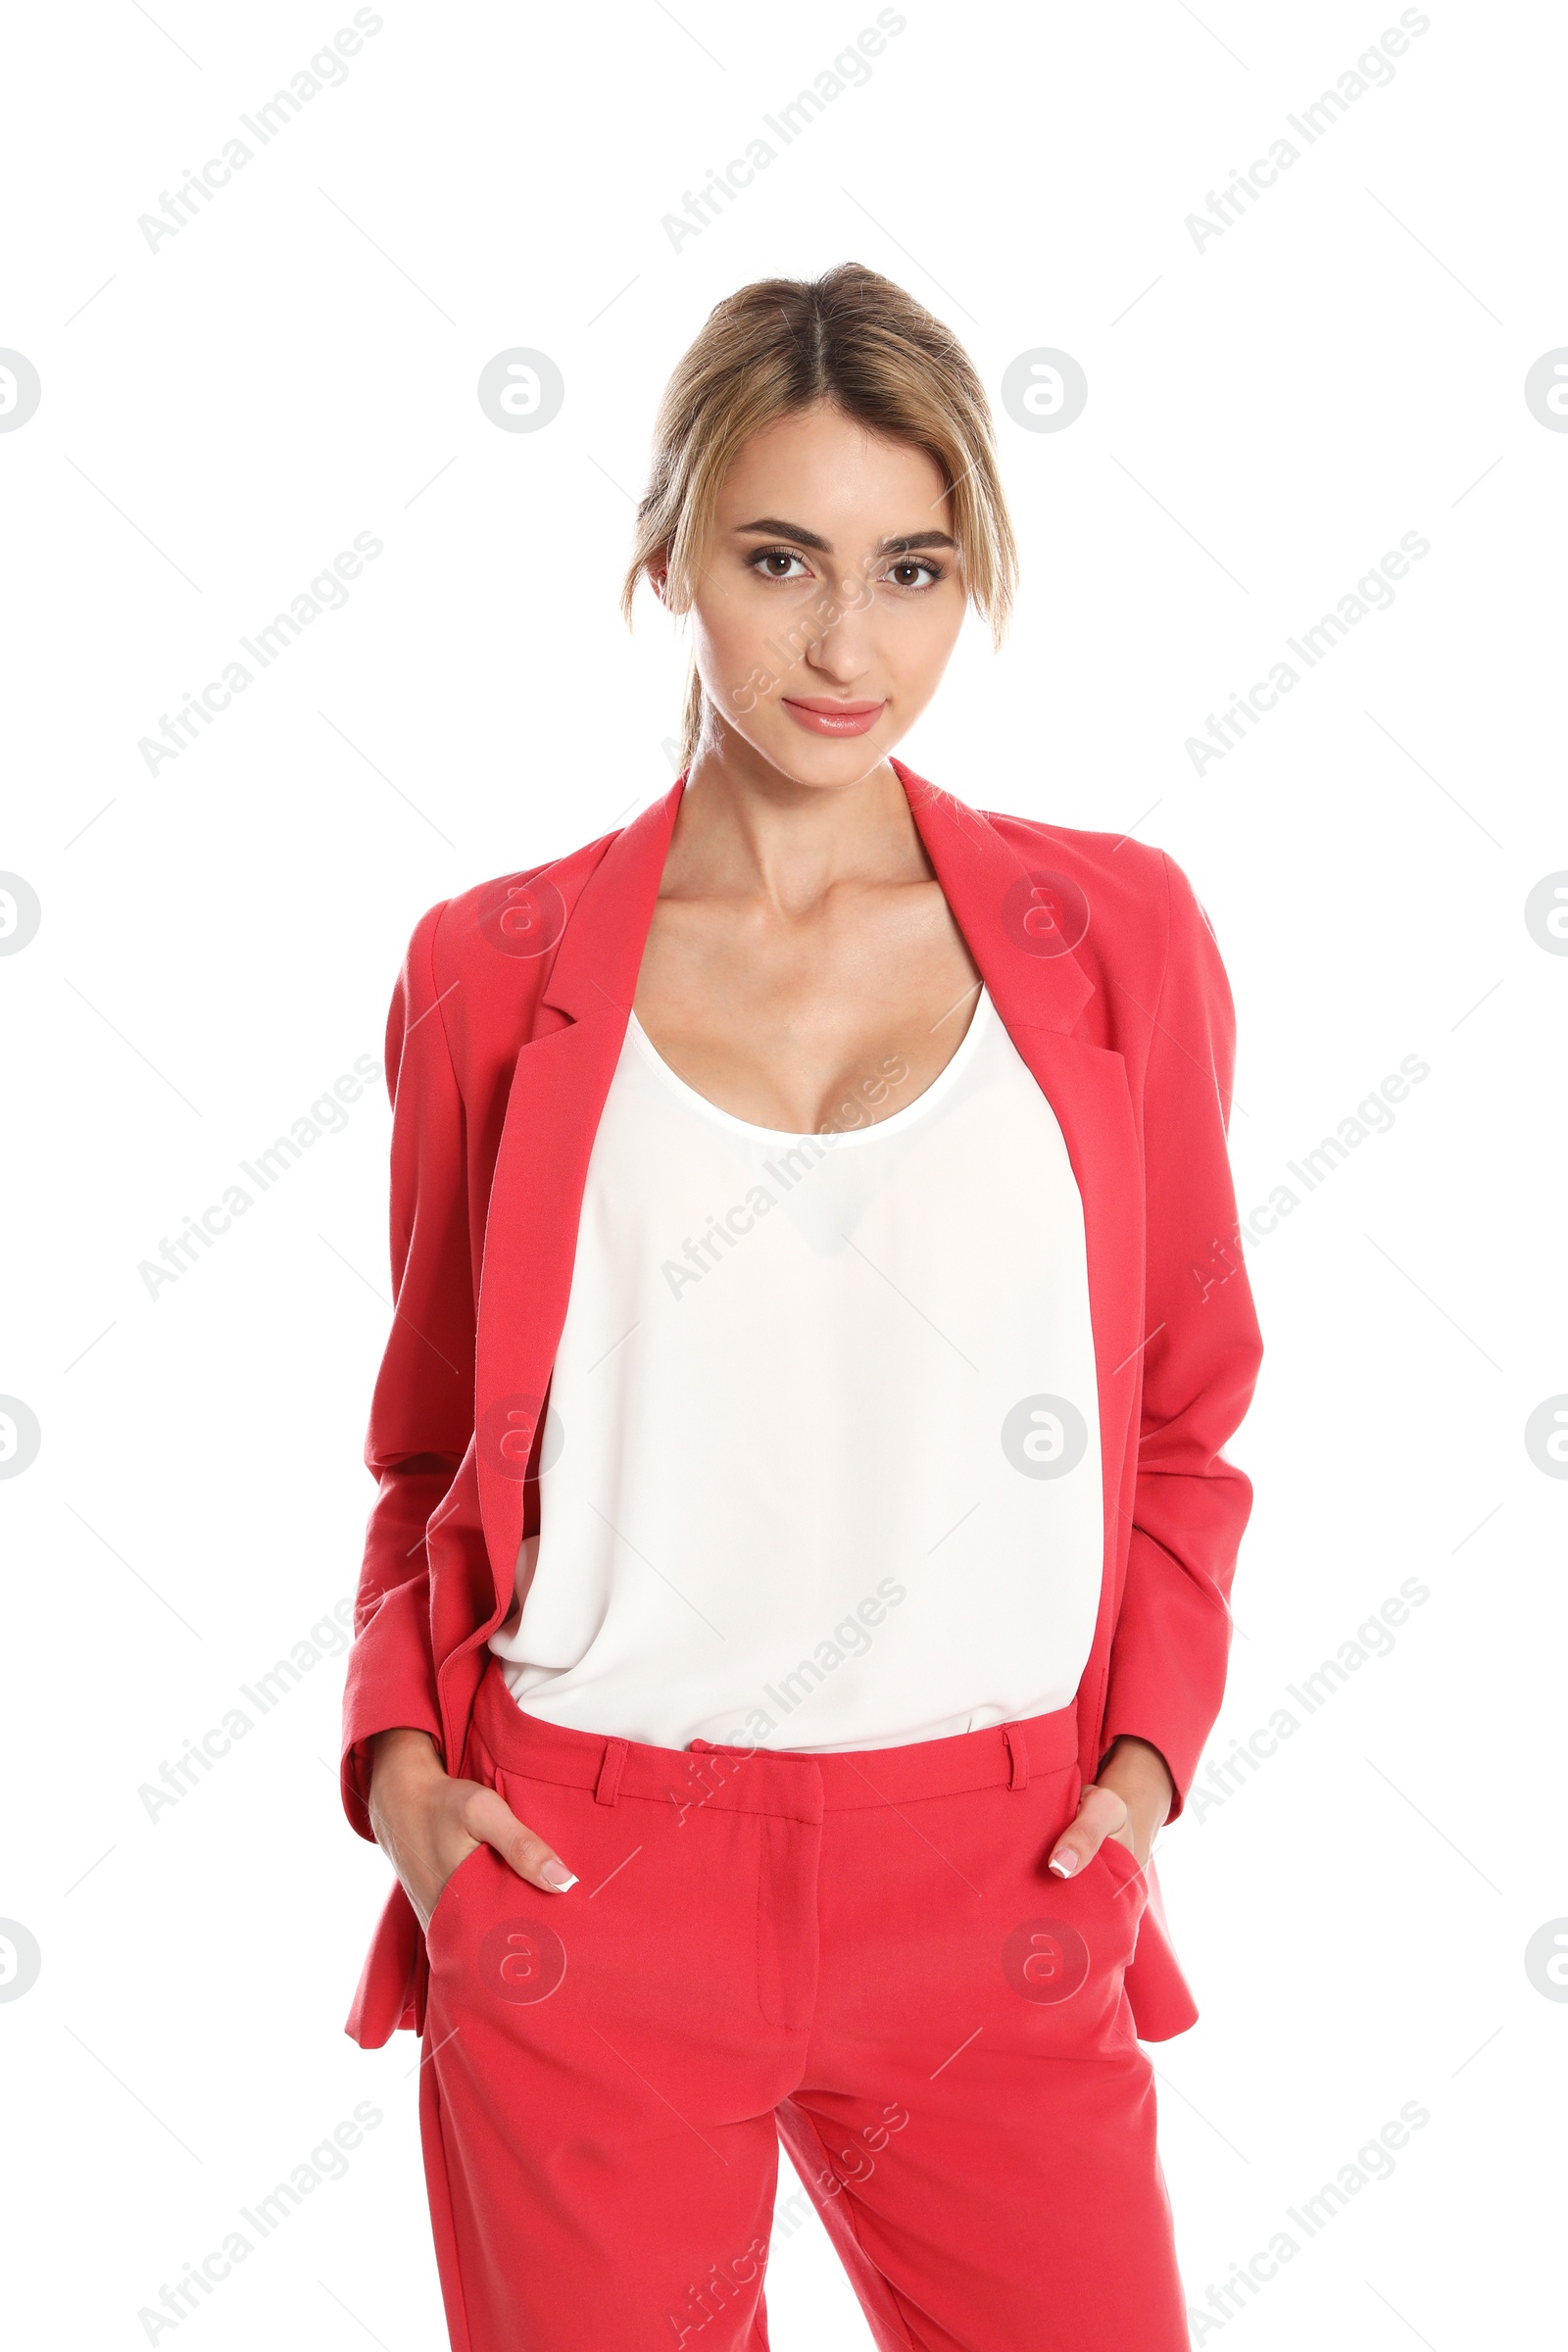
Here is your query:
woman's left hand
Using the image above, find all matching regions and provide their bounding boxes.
[1047,1735,1173,1878]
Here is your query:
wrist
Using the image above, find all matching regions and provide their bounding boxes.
[1097,1737,1173,1828]
[368,1727,445,1795]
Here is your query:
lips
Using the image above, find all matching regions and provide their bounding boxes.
[781,696,886,738]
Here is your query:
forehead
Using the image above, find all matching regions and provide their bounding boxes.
[715,403,951,532]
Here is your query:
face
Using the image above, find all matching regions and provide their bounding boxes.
[663,399,968,787]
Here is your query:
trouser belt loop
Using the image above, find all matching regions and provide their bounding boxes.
[1004,1724,1029,1789]
[595,1737,628,1805]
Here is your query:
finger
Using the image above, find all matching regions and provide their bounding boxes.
[465,1782,579,1892]
[1047,1783,1129,1880]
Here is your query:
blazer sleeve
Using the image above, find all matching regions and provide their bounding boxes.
[1098,852,1263,1819]
[339,900,476,1840]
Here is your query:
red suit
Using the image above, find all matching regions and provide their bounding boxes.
[339,761,1263,2349]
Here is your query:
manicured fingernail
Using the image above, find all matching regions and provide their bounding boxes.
[1048,1850,1077,1878]
[541,1860,577,1890]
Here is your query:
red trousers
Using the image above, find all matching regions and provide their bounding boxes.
[416,1657,1190,2351]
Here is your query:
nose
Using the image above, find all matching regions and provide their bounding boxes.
[801,587,878,685]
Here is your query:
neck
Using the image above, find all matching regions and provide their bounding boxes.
[666,728,928,911]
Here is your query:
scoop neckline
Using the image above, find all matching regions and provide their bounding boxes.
[625,986,995,1149]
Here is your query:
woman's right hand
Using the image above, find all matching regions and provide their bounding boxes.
[367,1727,578,1933]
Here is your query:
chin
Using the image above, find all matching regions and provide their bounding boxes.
[752,721,896,791]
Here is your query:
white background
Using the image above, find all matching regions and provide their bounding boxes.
[2,1,1563,2345]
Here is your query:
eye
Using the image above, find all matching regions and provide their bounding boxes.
[880,555,945,591]
[748,545,812,582]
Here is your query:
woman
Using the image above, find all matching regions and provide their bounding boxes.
[341,263,1263,2352]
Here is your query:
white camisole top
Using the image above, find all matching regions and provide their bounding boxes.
[487,986,1104,1752]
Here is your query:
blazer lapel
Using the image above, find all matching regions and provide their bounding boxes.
[472,782,683,1600]
[894,759,1148,1742]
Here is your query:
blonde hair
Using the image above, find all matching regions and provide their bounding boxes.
[619,262,1018,770]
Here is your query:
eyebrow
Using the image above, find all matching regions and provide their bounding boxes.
[732,515,958,556]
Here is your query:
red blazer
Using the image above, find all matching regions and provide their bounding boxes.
[339,758,1263,2046]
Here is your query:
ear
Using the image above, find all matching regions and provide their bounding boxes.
[647,556,670,608]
